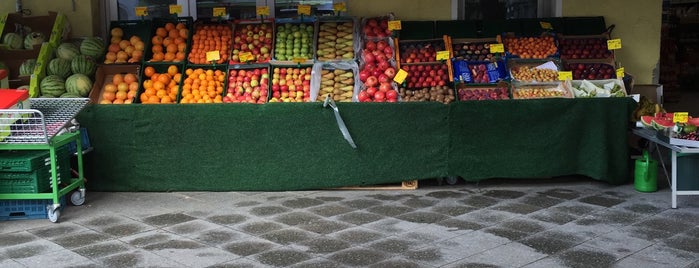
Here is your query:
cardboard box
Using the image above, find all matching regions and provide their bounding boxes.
[0,42,53,97]
[631,84,663,105]
[89,64,140,104]
[0,11,67,51]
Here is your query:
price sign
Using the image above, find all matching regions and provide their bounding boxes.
[673,112,688,123]
[616,67,625,79]
[333,2,347,12]
[436,50,450,61]
[297,4,311,15]
[169,5,182,14]
[292,57,308,63]
[239,52,254,62]
[206,51,220,62]
[393,69,408,84]
[489,43,504,53]
[388,20,402,31]
[213,7,227,17]
[607,39,622,50]
[135,6,148,17]
[256,6,270,16]
[540,21,553,30]
[557,71,573,81]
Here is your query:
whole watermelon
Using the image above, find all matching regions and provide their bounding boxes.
[71,55,96,77]
[24,32,45,50]
[40,75,66,97]
[3,33,23,49]
[79,37,105,59]
[56,42,80,60]
[65,73,92,97]
[60,92,83,98]
[47,58,72,79]
[19,59,37,76]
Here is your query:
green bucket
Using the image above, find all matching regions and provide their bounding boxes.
[634,150,658,192]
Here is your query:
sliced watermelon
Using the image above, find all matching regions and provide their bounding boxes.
[687,117,699,127]
[652,117,674,130]
[640,115,655,129]
[655,112,674,119]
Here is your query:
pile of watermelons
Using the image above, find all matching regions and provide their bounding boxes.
[40,37,104,98]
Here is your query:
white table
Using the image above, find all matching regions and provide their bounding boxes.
[632,128,699,208]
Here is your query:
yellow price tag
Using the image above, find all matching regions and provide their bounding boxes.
[135,6,148,17]
[436,51,450,61]
[540,21,553,30]
[333,2,347,12]
[673,112,688,123]
[489,43,504,53]
[388,20,402,31]
[393,69,408,84]
[239,52,254,62]
[292,57,308,63]
[213,7,227,17]
[297,4,311,15]
[616,67,625,78]
[607,39,622,50]
[557,71,573,81]
[256,6,270,16]
[169,5,182,14]
[206,51,220,62]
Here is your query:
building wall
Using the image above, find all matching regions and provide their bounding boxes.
[0,0,101,38]
[347,0,452,20]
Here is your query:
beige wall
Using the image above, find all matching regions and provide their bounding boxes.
[0,0,101,38]
[561,0,662,84]
[348,0,452,20]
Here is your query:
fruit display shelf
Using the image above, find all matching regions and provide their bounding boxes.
[502,32,559,59]
[230,19,274,64]
[188,20,233,65]
[269,64,314,103]
[357,38,399,103]
[105,20,152,65]
[136,62,185,104]
[311,61,359,103]
[315,17,357,63]
[178,64,228,104]
[273,17,317,64]
[89,64,141,104]
[144,17,194,64]
[558,33,614,61]
[224,63,270,104]
[456,82,511,101]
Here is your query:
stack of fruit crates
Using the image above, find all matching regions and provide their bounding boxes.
[0,146,71,195]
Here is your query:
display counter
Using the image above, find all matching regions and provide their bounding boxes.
[76,97,636,191]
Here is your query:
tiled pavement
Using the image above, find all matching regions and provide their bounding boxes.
[0,177,697,268]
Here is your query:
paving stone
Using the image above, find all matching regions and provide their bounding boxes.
[633,217,694,234]
[329,248,389,266]
[519,236,578,255]
[142,213,196,227]
[625,226,677,241]
[146,245,237,267]
[426,190,468,199]
[578,195,625,208]
[483,227,529,241]
[259,228,313,245]
[366,205,415,217]
[79,215,125,228]
[335,211,385,225]
[549,203,600,216]
[209,258,273,268]
[313,196,345,202]
[342,199,383,209]
[274,212,323,226]
[430,205,477,216]
[334,228,386,244]
[255,248,311,267]
[73,240,131,259]
[363,218,424,235]
[582,231,654,260]
[51,231,111,249]
[238,221,285,235]
[631,244,698,267]
[459,195,499,208]
[234,201,261,207]
[299,237,351,254]
[12,249,91,268]
[402,197,439,208]
[435,218,486,231]
[458,209,519,226]
[248,206,291,217]
[685,226,699,238]
[223,240,276,256]
[395,211,449,224]
[518,256,567,268]
[141,239,205,251]
[446,262,502,268]
[366,193,411,201]
[28,223,88,239]
[491,202,543,215]
[96,250,183,268]
[120,230,176,248]
[193,227,249,246]
[663,234,699,253]
[621,203,665,214]
[404,247,444,263]
[308,204,354,217]
[291,258,345,268]
[538,188,581,200]
[163,219,221,236]
[3,239,64,259]
[557,247,617,268]
[465,242,548,267]
[519,194,565,208]
[368,238,415,253]
[432,231,511,266]
[102,222,153,237]
[206,214,248,225]
[0,232,38,247]
[0,259,24,268]
[401,224,472,243]
[529,210,578,225]
[297,219,352,234]
[369,258,423,268]
[575,209,643,227]
[613,256,679,268]
[499,218,548,234]
[281,198,324,208]
[656,210,699,224]
[483,189,527,199]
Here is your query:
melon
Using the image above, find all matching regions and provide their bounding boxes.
[688,117,699,127]
[640,115,654,129]
[47,58,72,79]
[40,75,67,97]
[23,32,45,50]
[70,55,96,76]
[60,92,83,98]
[79,37,105,59]
[651,117,674,130]
[56,42,81,60]
[19,59,37,76]
[3,33,23,49]
[65,73,92,97]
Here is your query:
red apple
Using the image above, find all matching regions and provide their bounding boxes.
[384,67,396,79]
[365,76,378,87]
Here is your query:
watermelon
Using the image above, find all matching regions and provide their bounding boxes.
[3,33,23,49]
[56,42,81,60]
[47,58,72,79]
[40,75,67,97]
[688,117,699,127]
[23,32,45,50]
[80,37,105,59]
[60,92,83,98]
[70,55,96,77]
[65,73,92,97]
[651,117,674,130]
[640,115,654,129]
[19,59,37,76]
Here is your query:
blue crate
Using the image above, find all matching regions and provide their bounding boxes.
[0,196,66,221]
[67,128,91,155]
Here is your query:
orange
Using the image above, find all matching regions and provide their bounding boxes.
[153,81,165,91]
[164,23,175,31]
[129,35,141,45]
[134,41,145,51]
[117,82,129,92]
[111,27,124,38]
[164,52,175,61]
[112,74,124,85]
[176,22,186,30]
[156,27,168,37]
[152,45,163,53]
[140,93,149,103]
[168,29,180,39]
[119,40,131,50]
[112,99,125,104]
[166,44,178,53]
[108,43,121,53]
[103,84,117,93]
[144,87,156,96]
[129,82,139,92]
[152,52,164,61]
[167,65,178,76]
[158,74,171,85]
[116,51,129,61]
[102,91,116,102]
[105,52,117,62]
[148,95,160,103]
[124,73,137,84]
[179,28,188,39]
[162,37,172,47]
[115,91,128,100]
[151,36,163,46]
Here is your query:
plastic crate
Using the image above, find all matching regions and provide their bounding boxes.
[0,150,51,172]
[0,160,69,194]
[0,196,66,221]
[67,128,92,155]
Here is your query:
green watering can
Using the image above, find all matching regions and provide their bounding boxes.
[634,150,658,192]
